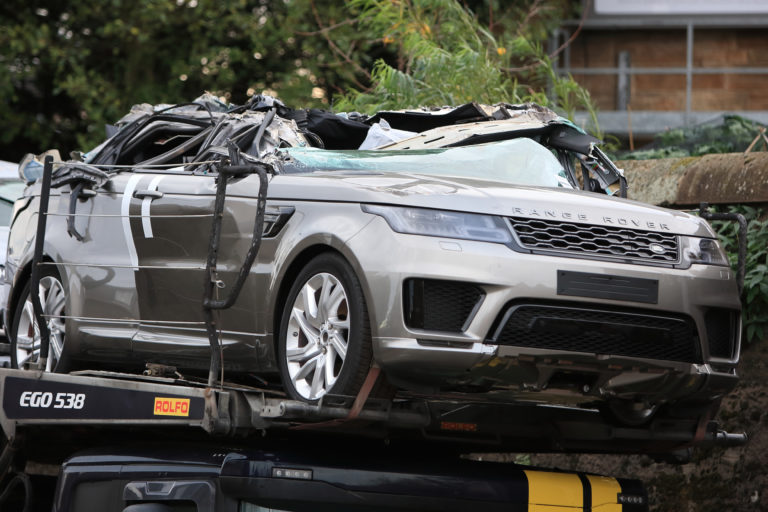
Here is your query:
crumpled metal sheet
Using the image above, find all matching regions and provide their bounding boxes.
[116,93,232,127]
[199,110,306,158]
[51,163,110,189]
[372,102,559,122]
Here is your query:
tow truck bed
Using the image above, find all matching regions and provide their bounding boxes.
[0,367,665,511]
[0,367,746,456]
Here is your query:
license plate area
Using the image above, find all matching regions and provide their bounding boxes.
[557,271,659,304]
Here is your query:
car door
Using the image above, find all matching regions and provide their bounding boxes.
[82,115,275,372]
[53,172,144,362]
[128,168,271,372]
[59,116,210,364]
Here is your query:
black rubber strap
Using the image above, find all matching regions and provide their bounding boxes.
[67,182,85,242]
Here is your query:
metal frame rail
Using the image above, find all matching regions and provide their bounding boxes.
[27,156,54,371]
[202,161,269,388]
[0,368,747,455]
[699,202,747,293]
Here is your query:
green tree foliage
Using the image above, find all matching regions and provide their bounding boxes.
[0,0,373,159]
[710,206,768,344]
[0,0,592,160]
[618,117,768,342]
[619,115,767,160]
[335,0,597,127]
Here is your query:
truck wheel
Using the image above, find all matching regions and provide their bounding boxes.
[10,269,69,372]
[277,253,373,402]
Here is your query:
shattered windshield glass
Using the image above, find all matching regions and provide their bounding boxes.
[281,138,572,189]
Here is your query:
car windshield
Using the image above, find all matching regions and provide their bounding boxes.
[281,138,572,189]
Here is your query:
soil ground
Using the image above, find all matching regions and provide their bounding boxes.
[486,341,768,511]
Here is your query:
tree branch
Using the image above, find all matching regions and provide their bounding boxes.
[517,0,546,35]
[505,0,591,74]
[295,18,356,37]
[308,0,371,80]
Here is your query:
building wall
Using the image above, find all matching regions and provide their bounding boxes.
[568,28,768,111]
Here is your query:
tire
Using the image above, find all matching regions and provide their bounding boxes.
[10,269,69,372]
[277,253,373,402]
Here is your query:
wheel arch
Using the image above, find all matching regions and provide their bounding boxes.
[270,243,373,353]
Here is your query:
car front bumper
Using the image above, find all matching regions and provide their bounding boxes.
[346,216,741,405]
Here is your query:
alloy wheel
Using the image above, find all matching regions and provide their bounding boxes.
[13,275,66,371]
[284,272,350,400]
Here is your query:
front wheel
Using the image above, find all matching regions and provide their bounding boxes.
[10,270,69,372]
[277,253,373,402]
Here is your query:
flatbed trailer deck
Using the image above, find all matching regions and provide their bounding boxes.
[0,366,746,456]
[1,366,659,512]
[0,365,746,512]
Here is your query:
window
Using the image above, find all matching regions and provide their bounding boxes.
[282,138,572,189]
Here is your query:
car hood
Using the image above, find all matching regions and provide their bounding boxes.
[266,172,713,237]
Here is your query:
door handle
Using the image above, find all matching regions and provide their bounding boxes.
[133,189,164,200]
[68,182,96,242]
[77,188,97,199]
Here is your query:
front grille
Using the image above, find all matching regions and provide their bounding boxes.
[705,309,738,359]
[403,279,484,333]
[488,303,701,363]
[508,217,679,264]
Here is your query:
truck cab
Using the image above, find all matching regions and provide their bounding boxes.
[51,442,647,512]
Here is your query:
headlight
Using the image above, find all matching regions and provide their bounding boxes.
[361,204,512,244]
[681,236,729,266]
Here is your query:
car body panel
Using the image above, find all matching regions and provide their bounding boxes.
[267,172,713,237]
[345,212,739,398]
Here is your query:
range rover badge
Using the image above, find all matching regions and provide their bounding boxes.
[649,243,666,254]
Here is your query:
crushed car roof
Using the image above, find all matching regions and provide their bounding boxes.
[86,93,593,163]
[20,93,622,197]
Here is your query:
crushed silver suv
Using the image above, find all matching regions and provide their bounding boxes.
[4,96,741,428]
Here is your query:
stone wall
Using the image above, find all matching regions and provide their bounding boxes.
[618,152,768,206]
